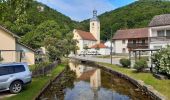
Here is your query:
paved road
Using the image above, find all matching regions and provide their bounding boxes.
[70,55,121,66]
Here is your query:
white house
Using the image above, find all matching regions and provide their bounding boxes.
[113,28,149,54]
[149,14,170,49]
[73,29,97,54]
[89,43,111,55]
[0,25,35,65]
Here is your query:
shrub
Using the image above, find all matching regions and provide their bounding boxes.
[134,59,147,72]
[152,46,170,76]
[0,56,3,62]
[119,58,131,67]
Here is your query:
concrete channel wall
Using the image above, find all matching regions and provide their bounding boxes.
[80,60,166,100]
[34,69,66,100]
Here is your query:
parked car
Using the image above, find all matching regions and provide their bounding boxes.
[79,51,87,56]
[0,62,32,93]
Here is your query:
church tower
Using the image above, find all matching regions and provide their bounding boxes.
[90,9,100,43]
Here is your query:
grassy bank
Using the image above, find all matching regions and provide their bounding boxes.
[4,64,65,100]
[96,55,128,59]
[98,62,170,99]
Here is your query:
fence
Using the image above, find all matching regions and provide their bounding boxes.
[32,61,59,77]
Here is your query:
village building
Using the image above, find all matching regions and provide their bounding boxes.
[149,14,170,49]
[0,25,35,65]
[113,28,149,54]
[89,43,110,55]
[73,29,97,54]
[73,10,110,55]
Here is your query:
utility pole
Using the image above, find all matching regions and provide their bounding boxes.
[110,29,113,64]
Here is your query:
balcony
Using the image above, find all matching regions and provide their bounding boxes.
[149,36,170,42]
[127,43,148,48]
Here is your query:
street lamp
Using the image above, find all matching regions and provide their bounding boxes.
[110,29,113,64]
[104,29,113,64]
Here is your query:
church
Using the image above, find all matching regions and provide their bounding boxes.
[73,10,110,55]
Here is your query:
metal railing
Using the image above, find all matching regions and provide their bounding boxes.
[32,61,59,77]
[127,43,148,48]
[149,36,170,42]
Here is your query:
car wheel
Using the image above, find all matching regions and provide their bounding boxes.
[9,81,23,94]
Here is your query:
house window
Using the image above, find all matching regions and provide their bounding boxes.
[166,30,170,36]
[154,46,162,49]
[122,48,126,53]
[157,30,165,37]
[142,39,145,44]
[122,40,125,44]
[133,40,136,44]
[21,52,26,58]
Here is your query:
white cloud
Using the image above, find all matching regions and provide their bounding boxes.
[37,0,115,21]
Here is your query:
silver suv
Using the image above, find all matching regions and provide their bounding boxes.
[0,63,32,93]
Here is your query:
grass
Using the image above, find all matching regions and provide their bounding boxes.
[98,62,170,99]
[4,64,65,100]
[96,55,128,59]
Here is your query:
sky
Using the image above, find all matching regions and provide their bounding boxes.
[37,0,137,21]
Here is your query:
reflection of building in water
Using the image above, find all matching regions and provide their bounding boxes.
[69,62,101,89]
[69,62,95,78]
[90,69,101,89]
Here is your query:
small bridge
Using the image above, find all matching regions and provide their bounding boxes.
[69,55,121,66]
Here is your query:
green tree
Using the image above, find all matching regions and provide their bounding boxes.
[152,46,170,76]
[0,56,3,62]
[44,33,77,61]
[79,0,170,40]
[22,20,62,48]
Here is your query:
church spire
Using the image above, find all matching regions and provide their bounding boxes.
[90,9,99,22]
[93,9,97,18]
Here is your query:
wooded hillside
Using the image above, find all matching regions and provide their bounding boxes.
[0,0,77,48]
[78,0,170,40]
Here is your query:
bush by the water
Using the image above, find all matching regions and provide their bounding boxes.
[119,58,131,67]
[30,62,52,71]
[152,46,170,77]
[134,59,147,72]
[0,57,3,62]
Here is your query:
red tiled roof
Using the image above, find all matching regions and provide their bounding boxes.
[76,29,97,41]
[90,43,107,48]
[113,28,149,40]
[77,69,96,80]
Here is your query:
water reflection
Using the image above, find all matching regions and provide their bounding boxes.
[39,60,153,100]
[69,61,101,89]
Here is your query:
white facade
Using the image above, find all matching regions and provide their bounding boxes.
[88,48,110,55]
[73,10,102,55]
[149,25,170,49]
[114,40,128,54]
[77,39,96,54]
[90,20,100,43]
[90,9,100,44]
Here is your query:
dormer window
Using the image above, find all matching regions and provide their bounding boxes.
[166,30,170,36]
